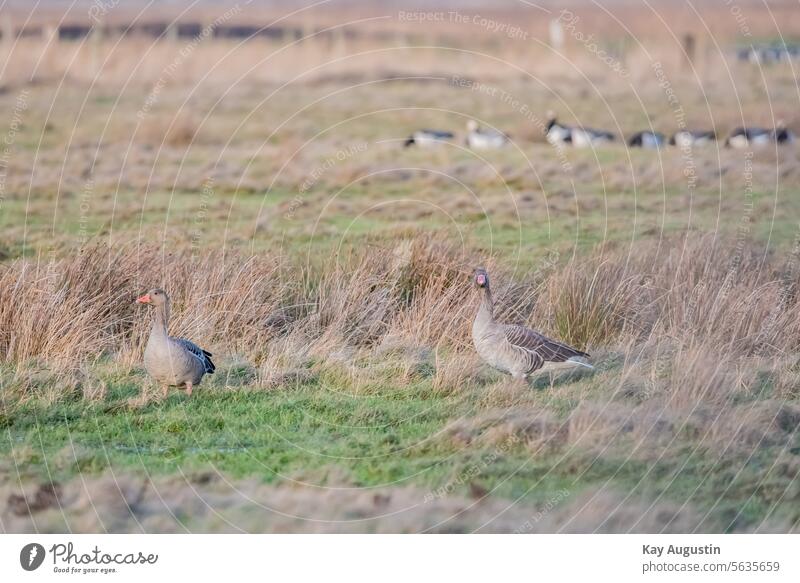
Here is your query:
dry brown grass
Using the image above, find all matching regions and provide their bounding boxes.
[544,259,638,347]
[2,234,800,378]
[445,408,568,454]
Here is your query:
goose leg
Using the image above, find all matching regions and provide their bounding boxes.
[185,382,193,397]
[511,372,529,387]
[161,384,169,398]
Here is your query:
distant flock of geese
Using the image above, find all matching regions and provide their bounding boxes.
[405,112,797,150]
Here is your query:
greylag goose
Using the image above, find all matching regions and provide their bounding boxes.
[465,120,509,150]
[471,268,592,380]
[136,288,215,397]
[670,130,716,147]
[404,129,455,147]
[546,112,615,148]
[628,131,666,149]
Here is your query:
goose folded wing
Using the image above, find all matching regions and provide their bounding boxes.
[174,337,216,373]
[503,324,589,362]
[426,130,454,139]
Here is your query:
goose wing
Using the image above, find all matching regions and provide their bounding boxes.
[502,324,589,362]
[424,129,454,139]
[173,337,216,373]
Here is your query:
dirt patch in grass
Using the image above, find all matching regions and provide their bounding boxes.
[0,471,738,533]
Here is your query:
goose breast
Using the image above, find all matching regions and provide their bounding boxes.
[144,335,207,386]
[472,322,543,377]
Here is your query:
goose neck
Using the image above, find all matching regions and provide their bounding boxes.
[151,301,170,337]
[475,285,495,326]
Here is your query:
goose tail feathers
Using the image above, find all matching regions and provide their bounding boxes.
[566,357,595,370]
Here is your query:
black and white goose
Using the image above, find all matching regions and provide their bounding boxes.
[628,131,666,149]
[465,120,509,150]
[545,114,572,146]
[569,125,616,148]
[774,124,797,145]
[726,123,796,148]
[545,112,615,148]
[404,129,455,148]
[726,127,773,148]
[669,130,716,148]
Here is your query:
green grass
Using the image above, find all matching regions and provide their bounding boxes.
[3,362,797,531]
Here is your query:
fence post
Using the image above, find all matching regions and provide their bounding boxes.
[682,33,696,70]
[1,16,13,48]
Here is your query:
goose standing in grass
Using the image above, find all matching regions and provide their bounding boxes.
[726,123,795,148]
[725,127,773,148]
[471,268,592,381]
[570,125,616,148]
[465,120,509,150]
[628,130,666,149]
[545,112,615,148]
[545,114,572,146]
[774,123,797,144]
[669,130,716,148]
[136,288,215,397]
[404,129,455,148]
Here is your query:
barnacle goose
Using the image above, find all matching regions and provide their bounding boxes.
[545,112,572,146]
[545,112,615,148]
[404,129,455,148]
[628,131,667,149]
[465,120,509,150]
[669,130,716,147]
[726,123,796,148]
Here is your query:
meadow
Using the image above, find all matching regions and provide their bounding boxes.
[1,0,799,533]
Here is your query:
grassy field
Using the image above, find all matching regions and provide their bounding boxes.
[1,1,800,533]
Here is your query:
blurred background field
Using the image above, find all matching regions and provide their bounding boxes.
[1,0,799,533]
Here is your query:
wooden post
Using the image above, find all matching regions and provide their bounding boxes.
[1,16,14,48]
[302,19,315,62]
[682,33,696,71]
[41,23,58,73]
[44,23,58,46]
[89,20,104,79]
[165,22,179,43]
[549,18,564,51]
[333,27,346,58]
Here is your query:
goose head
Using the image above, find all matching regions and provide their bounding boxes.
[473,267,490,289]
[545,110,557,129]
[136,288,168,307]
[466,120,479,133]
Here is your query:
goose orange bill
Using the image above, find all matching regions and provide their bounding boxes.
[136,294,151,304]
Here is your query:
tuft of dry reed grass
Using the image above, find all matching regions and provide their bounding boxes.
[2,234,800,400]
[0,237,800,364]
